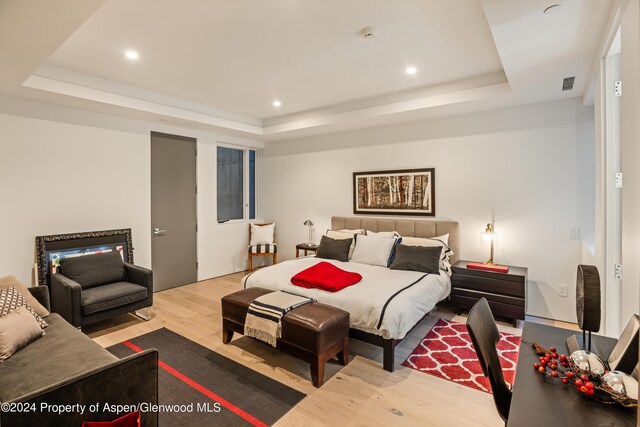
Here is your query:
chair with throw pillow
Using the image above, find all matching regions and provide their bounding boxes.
[50,251,153,329]
[466,298,512,423]
[248,223,277,271]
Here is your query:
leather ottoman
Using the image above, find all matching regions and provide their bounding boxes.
[221,287,349,387]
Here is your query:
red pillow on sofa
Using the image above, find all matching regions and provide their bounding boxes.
[82,410,140,427]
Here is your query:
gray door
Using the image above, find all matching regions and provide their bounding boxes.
[151,132,197,291]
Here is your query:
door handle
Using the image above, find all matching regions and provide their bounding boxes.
[153,228,167,235]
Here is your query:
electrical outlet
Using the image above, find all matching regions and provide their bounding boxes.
[558,284,568,297]
[569,227,580,239]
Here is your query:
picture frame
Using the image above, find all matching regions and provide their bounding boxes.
[35,228,133,287]
[353,168,435,216]
[608,314,640,376]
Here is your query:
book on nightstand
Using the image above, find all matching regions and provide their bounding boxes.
[466,262,510,273]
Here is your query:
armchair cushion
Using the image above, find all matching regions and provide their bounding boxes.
[59,252,128,289]
[249,244,277,254]
[250,223,275,245]
[81,282,148,316]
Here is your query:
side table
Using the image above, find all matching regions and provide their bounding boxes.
[451,260,527,327]
[296,243,318,258]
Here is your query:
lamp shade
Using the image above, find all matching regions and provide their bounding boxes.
[303,220,313,226]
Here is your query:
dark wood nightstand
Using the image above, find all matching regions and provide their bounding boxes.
[296,243,318,258]
[451,260,527,327]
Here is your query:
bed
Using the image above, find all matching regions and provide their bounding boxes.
[242,216,460,371]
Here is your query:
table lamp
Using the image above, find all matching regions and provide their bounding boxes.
[467,223,509,273]
[483,223,495,264]
[303,220,314,244]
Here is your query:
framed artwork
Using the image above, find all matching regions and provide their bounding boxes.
[353,168,435,216]
[35,229,133,287]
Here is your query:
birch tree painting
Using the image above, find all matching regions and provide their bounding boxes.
[353,169,435,216]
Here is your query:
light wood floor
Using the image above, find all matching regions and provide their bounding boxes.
[86,272,579,427]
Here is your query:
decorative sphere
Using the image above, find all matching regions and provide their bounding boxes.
[569,350,606,377]
[602,371,639,401]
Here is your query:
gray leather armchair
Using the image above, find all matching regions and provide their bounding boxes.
[50,251,153,328]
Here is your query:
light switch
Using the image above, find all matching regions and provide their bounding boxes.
[569,227,580,239]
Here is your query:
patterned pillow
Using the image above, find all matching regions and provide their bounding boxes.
[0,286,47,329]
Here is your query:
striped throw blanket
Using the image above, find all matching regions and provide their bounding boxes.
[244,291,315,347]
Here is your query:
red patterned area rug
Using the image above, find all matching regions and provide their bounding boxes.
[403,319,521,393]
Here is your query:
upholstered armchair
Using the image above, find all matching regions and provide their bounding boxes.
[248,223,277,271]
[50,251,153,328]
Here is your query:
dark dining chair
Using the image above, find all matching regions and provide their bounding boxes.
[466,298,512,423]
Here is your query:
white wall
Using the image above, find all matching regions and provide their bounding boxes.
[196,140,259,279]
[0,97,262,286]
[0,113,151,284]
[259,98,595,322]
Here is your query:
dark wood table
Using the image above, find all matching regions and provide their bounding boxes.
[508,322,636,426]
[451,261,527,327]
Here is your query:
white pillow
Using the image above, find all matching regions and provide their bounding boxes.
[250,223,275,246]
[327,230,354,240]
[366,230,399,239]
[401,233,449,247]
[351,234,399,267]
[338,228,365,235]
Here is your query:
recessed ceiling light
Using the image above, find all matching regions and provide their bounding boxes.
[272,100,282,107]
[543,4,562,15]
[406,66,417,75]
[125,50,139,60]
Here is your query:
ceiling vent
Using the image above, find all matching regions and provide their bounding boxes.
[562,76,575,91]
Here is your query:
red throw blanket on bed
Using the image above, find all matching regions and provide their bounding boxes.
[291,261,362,292]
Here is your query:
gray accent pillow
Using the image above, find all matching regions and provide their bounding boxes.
[316,235,352,262]
[0,306,44,362]
[389,244,442,274]
[59,251,128,289]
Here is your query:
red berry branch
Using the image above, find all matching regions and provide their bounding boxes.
[530,342,637,407]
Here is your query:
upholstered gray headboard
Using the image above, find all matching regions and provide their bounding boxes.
[331,216,460,264]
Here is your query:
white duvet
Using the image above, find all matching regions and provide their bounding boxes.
[242,257,451,340]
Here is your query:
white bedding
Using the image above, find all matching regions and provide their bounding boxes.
[242,257,451,340]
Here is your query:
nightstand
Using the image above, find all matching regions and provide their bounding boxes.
[451,260,527,327]
[296,243,318,258]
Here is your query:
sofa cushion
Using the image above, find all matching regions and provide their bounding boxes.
[0,306,44,362]
[0,275,49,317]
[83,410,141,427]
[0,313,117,402]
[59,252,128,289]
[0,285,48,329]
[81,282,148,316]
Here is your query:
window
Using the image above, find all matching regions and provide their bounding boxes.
[217,146,256,221]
